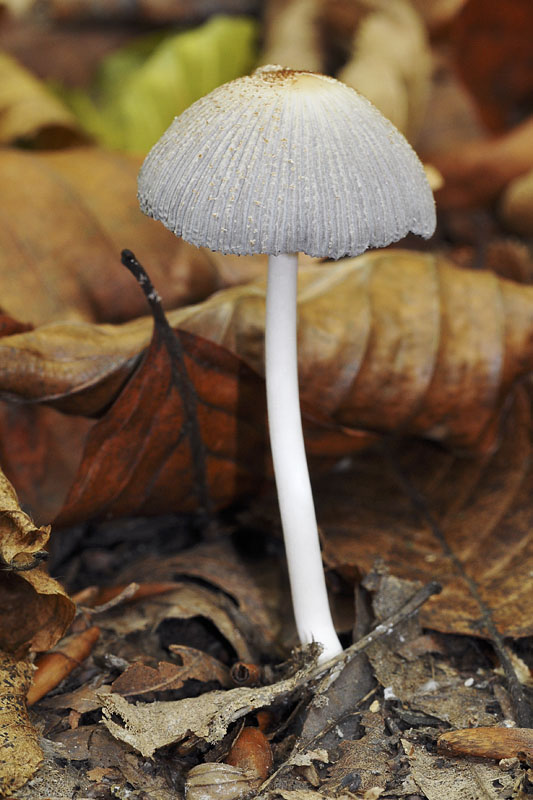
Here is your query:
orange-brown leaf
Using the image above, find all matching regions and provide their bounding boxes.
[53,326,267,525]
[111,649,231,697]
[0,51,83,147]
[1,251,533,525]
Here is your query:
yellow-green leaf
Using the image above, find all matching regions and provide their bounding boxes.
[64,15,258,153]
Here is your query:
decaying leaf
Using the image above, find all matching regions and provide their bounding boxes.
[0,566,75,658]
[100,583,253,663]
[117,540,283,653]
[0,404,94,526]
[402,737,517,800]
[0,465,49,570]
[0,468,75,657]
[3,251,533,527]
[111,649,231,697]
[100,656,317,757]
[0,50,83,146]
[27,626,101,706]
[0,652,42,795]
[0,147,222,326]
[322,709,394,796]
[320,385,533,639]
[167,251,533,454]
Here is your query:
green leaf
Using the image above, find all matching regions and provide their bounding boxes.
[63,15,258,153]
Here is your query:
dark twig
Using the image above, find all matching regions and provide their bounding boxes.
[120,249,213,522]
[385,444,533,728]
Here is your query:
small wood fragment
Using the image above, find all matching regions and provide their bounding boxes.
[27,625,100,705]
[438,726,533,760]
[226,726,273,780]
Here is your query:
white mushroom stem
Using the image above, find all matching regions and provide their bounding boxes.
[265,253,343,662]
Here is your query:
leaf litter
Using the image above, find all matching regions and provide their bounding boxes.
[3,1,533,796]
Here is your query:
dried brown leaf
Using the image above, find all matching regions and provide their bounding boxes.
[323,709,394,795]
[337,0,431,139]
[0,651,42,795]
[0,147,221,326]
[27,626,101,706]
[117,541,282,652]
[321,386,533,638]
[0,465,49,569]
[100,658,317,757]
[53,324,267,525]
[0,467,75,657]
[111,650,231,697]
[1,251,533,529]
[402,737,517,800]
[101,582,256,664]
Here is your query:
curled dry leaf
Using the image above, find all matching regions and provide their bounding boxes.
[100,582,256,664]
[0,652,42,795]
[321,385,533,638]
[0,465,49,570]
[170,251,533,454]
[337,0,431,139]
[0,50,83,147]
[117,541,282,652]
[2,251,533,525]
[0,565,75,658]
[0,467,75,657]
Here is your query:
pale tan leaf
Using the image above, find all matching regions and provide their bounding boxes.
[0,50,82,146]
[0,652,42,795]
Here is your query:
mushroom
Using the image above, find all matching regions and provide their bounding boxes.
[138,65,436,662]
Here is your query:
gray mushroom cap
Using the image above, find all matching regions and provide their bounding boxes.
[138,65,436,259]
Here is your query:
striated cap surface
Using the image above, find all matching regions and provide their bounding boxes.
[138,65,436,259]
